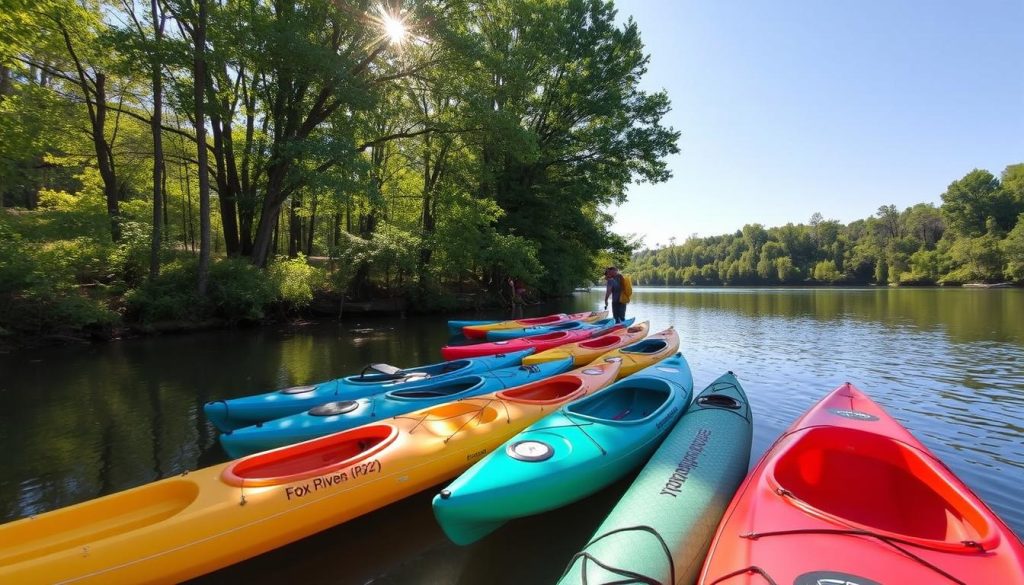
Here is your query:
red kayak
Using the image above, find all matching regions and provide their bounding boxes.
[699,383,1024,584]
[442,322,621,360]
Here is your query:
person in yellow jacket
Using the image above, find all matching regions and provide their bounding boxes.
[603,266,632,323]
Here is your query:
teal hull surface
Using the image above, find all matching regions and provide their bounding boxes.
[218,357,574,458]
[203,349,534,432]
[556,372,753,585]
[432,353,693,545]
[485,318,633,342]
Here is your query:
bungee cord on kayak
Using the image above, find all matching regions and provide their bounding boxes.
[560,525,676,585]
[739,526,972,585]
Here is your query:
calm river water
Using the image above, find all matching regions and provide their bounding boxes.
[1,287,1021,583]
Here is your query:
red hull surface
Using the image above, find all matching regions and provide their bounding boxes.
[441,325,619,361]
[699,383,1024,585]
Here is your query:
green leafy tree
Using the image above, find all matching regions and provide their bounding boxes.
[941,169,1016,237]
[1001,214,1024,282]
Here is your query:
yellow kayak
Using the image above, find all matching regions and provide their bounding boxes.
[523,321,650,366]
[593,326,680,378]
[461,310,604,338]
[0,361,621,585]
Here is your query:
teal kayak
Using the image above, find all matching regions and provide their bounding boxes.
[218,357,575,458]
[203,349,534,432]
[431,353,694,545]
[556,372,753,585]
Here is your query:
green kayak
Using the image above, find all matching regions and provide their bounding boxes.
[556,371,753,585]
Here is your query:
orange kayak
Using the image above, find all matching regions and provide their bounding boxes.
[699,382,1024,584]
[522,321,650,366]
[0,361,621,584]
[461,311,599,338]
[592,326,680,379]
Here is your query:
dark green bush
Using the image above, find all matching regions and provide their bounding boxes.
[207,258,276,321]
[123,259,202,323]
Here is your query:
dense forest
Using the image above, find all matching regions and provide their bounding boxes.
[629,166,1024,287]
[0,0,677,339]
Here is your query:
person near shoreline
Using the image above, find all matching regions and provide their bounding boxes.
[603,266,632,322]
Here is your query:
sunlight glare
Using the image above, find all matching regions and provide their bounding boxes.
[382,13,407,44]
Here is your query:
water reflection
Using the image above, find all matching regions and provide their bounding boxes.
[0,288,1021,583]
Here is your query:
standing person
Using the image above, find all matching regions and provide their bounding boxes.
[603,266,632,323]
[508,276,526,317]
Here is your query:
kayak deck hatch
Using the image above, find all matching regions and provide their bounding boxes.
[769,426,994,548]
[222,424,398,487]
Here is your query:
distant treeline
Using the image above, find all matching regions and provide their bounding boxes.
[628,166,1024,286]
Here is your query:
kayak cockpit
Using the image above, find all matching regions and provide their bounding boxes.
[498,378,583,404]
[529,332,569,342]
[620,339,668,355]
[222,424,397,487]
[580,336,621,349]
[566,378,672,423]
[769,426,995,549]
[388,377,483,400]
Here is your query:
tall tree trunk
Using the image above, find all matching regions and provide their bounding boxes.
[419,146,434,271]
[210,107,240,255]
[91,74,122,242]
[288,195,300,258]
[250,163,288,267]
[306,193,317,256]
[161,159,169,231]
[193,0,211,295]
[333,213,341,243]
[0,65,11,97]
[148,0,164,280]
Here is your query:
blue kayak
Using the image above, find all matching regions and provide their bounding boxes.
[484,315,628,342]
[203,349,534,432]
[432,353,694,545]
[218,357,575,458]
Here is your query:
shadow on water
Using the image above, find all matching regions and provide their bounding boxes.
[0,290,1021,583]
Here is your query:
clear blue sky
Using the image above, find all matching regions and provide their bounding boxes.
[612,0,1024,249]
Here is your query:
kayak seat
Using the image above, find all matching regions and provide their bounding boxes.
[771,427,992,545]
[362,363,404,378]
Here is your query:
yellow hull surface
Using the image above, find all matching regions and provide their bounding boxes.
[460,311,602,337]
[523,321,649,366]
[0,361,620,585]
[591,326,679,379]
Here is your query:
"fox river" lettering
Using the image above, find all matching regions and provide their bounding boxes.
[284,459,382,500]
